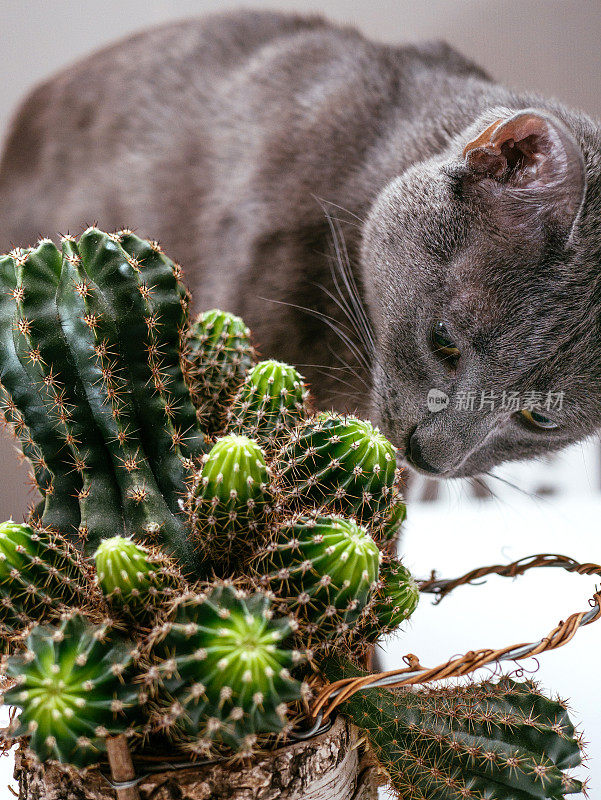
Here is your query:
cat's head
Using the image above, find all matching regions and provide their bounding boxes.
[362,105,601,478]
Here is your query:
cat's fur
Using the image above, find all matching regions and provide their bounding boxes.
[2,10,601,478]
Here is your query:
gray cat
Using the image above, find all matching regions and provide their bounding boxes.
[1,10,599,479]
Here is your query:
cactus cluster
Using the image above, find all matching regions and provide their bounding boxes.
[0,227,585,799]
[324,657,585,799]
[144,584,304,755]
[1,614,141,767]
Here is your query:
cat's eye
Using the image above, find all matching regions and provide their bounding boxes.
[431,322,460,360]
[520,409,559,430]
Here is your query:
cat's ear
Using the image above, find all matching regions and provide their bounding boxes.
[462,109,586,239]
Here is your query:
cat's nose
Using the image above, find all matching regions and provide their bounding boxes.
[407,430,442,475]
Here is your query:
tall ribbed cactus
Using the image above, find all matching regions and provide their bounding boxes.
[1,614,142,767]
[323,657,584,799]
[145,584,304,755]
[0,230,207,570]
[226,360,310,448]
[0,521,90,637]
[274,413,398,529]
[185,309,255,431]
[254,515,380,644]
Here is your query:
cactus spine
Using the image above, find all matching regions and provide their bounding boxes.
[0,521,90,636]
[323,657,584,799]
[145,585,303,755]
[187,434,270,562]
[185,309,255,431]
[274,413,398,529]
[226,360,310,448]
[255,515,380,643]
[94,536,185,623]
[1,614,142,767]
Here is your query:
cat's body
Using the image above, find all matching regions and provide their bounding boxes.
[2,10,601,478]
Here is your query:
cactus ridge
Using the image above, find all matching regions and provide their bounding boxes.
[255,515,380,644]
[226,360,310,448]
[274,413,398,529]
[94,535,185,624]
[0,521,91,637]
[187,434,270,563]
[322,657,584,799]
[185,309,255,432]
[0,246,82,536]
[144,584,303,755]
[1,613,142,767]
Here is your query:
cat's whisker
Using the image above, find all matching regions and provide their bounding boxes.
[312,194,367,226]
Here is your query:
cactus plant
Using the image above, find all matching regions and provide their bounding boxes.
[144,584,304,755]
[323,657,584,799]
[0,231,206,570]
[226,360,310,448]
[255,515,380,643]
[1,614,142,767]
[0,521,90,636]
[185,309,255,431]
[94,536,185,623]
[186,434,270,563]
[274,413,398,529]
[359,559,419,645]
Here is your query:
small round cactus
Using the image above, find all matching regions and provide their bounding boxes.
[186,434,270,562]
[274,413,398,529]
[0,521,89,634]
[360,559,419,644]
[225,360,310,448]
[255,515,380,643]
[185,309,255,431]
[94,536,184,623]
[145,584,304,755]
[1,614,141,767]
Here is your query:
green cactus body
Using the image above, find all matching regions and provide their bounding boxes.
[0,521,90,636]
[226,360,310,448]
[360,559,419,645]
[116,232,205,462]
[2,614,142,768]
[0,246,81,537]
[323,657,584,799]
[57,236,198,567]
[255,515,380,642]
[274,414,398,529]
[76,229,204,513]
[185,309,255,431]
[187,435,269,561]
[0,230,208,571]
[15,239,127,546]
[380,495,407,543]
[94,536,184,622]
[145,585,303,755]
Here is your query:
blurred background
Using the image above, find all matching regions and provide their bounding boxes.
[0,1,599,796]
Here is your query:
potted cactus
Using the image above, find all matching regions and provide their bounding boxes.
[0,230,585,799]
